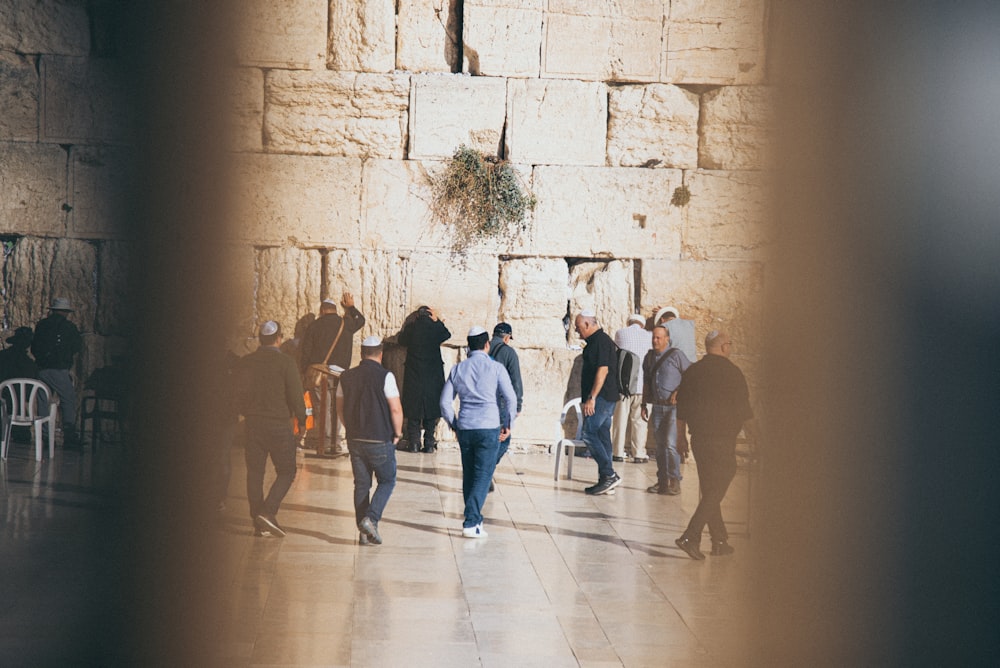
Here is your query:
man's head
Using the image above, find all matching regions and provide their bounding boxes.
[49,297,73,315]
[360,335,383,361]
[656,305,678,325]
[467,325,489,351]
[259,320,282,346]
[574,309,598,339]
[6,326,33,350]
[627,313,645,328]
[705,330,732,357]
[651,324,670,353]
[320,298,337,315]
[417,305,432,319]
[493,322,513,343]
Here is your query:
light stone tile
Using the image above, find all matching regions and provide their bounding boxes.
[498,257,569,350]
[683,169,770,261]
[69,145,136,239]
[396,0,461,73]
[0,0,89,55]
[40,56,131,144]
[404,252,500,347]
[255,246,322,340]
[607,83,699,169]
[408,74,507,159]
[0,142,66,236]
[328,0,396,72]
[0,51,38,141]
[700,85,775,170]
[462,1,543,77]
[506,79,607,166]
[234,0,326,69]
[664,0,767,85]
[542,10,662,82]
[226,67,264,153]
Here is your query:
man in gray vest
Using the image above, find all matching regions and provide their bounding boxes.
[337,336,403,546]
[488,322,522,468]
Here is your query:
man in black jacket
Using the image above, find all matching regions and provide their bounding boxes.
[0,327,39,382]
[32,298,82,447]
[489,322,522,467]
[398,305,450,453]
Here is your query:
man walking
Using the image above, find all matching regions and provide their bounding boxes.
[399,305,450,453]
[613,313,652,463]
[32,298,82,447]
[440,326,516,538]
[573,309,621,495]
[488,322,522,466]
[235,321,307,538]
[336,336,403,546]
[674,331,758,559]
[642,325,691,495]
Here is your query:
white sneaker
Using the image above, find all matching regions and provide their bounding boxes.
[462,523,488,538]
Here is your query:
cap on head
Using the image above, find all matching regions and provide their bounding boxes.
[49,297,73,312]
[321,298,336,307]
[6,326,33,347]
[579,308,596,318]
[627,313,645,325]
[493,322,513,337]
[467,325,487,337]
[259,320,279,337]
[361,335,382,348]
[661,306,679,318]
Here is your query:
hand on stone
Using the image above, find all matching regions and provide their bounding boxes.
[341,292,355,309]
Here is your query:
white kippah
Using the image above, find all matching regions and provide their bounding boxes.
[467,325,487,337]
[662,305,679,318]
[361,335,382,347]
[580,309,596,318]
[627,313,644,324]
[322,298,336,306]
[259,320,279,336]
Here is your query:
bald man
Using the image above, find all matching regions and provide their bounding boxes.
[674,331,758,559]
[574,310,621,495]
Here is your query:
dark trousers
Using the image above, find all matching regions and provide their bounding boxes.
[406,417,439,448]
[244,416,297,519]
[458,428,500,528]
[348,439,397,525]
[682,434,738,544]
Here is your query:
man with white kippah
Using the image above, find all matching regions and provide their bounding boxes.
[235,320,307,538]
[337,335,403,546]
[440,326,517,538]
[613,313,652,463]
[573,309,622,495]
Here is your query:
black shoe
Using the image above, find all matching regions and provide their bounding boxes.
[489,479,495,492]
[585,473,622,495]
[359,516,382,545]
[254,514,286,538]
[420,445,437,453]
[612,456,625,462]
[675,536,705,560]
[631,457,649,463]
[711,541,735,556]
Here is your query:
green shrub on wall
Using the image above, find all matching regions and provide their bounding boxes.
[431,145,536,260]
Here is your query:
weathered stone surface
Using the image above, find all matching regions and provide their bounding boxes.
[639,258,764,357]
[0,51,38,141]
[70,145,136,239]
[95,240,134,336]
[505,79,607,166]
[6,236,96,332]
[264,70,410,158]
[530,166,684,258]
[665,0,767,84]
[328,0,395,72]
[255,246,323,344]
[0,0,89,56]
[408,74,507,159]
[234,0,326,69]
[229,153,362,246]
[41,56,131,144]
[0,143,67,236]
[542,2,664,82]
[396,0,460,73]
[509,347,582,444]
[607,84,699,168]
[567,259,634,348]
[219,244,258,355]
[700,85,774,170]
[498,258,569,350]
[683,170,770,261]
[405,252,500,345]
[462,0,543,77]
[227,67,264,153]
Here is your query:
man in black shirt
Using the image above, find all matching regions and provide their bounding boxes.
[398,305,450,453]
[574,309,621,495]
[674,330,758,559]
[31,298,82,447]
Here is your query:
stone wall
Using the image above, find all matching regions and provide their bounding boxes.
[0,0,773,447]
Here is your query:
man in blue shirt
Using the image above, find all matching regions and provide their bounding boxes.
[440,326,517,538]
[641,325,691,495]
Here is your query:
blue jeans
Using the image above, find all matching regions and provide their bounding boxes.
[581,396,617,479]
[457,428,500,528]
[244,417,298,519]
[650,405,682,487]
[347,439,397,525]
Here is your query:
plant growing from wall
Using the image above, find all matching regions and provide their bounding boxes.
[430,145,536,259]
[671,184,692,207]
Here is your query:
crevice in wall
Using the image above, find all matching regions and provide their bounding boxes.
[0,235,21,332]
[319,248,330,302]
[453,0,465,74]
[634,258,642,315]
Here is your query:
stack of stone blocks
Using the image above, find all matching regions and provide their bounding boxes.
[0,0,772,447]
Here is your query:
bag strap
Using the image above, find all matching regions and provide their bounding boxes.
[648,348,674,403]
[320,319,346,366]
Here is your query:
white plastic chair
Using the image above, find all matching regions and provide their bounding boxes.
[0,378,58,461]
[552,398,585,481]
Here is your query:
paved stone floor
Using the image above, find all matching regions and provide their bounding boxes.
[2,438,755,667]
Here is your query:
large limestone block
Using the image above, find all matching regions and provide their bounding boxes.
[497,258,569,350]
[6,237,96,332]
[408,74,507,159]
[227,67,264,153]
[509,347,582,445]
[218,244,257,354]
[264,70,410,158]
[0,143,66,236]
[328,0,395,72]
[683,170,770,261]
[542,2,664,82]
[41,56,130,144]
[640,258,764,356]
[567,259,634,348]
[396,0,461,73]
[607,84,699,168]
[0,51,38,140]
[96,241,134,336]
[530,166,684,258]
[234,0,326,69]
[255,246,323,342]
[230,153,362,246]
[405,252,500,345]
[665,0,767,84]
[70,145,136,239]
[462,0,542,77]
[0,0,89,55]
[700,85,774,170]
[505,79,607,166]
